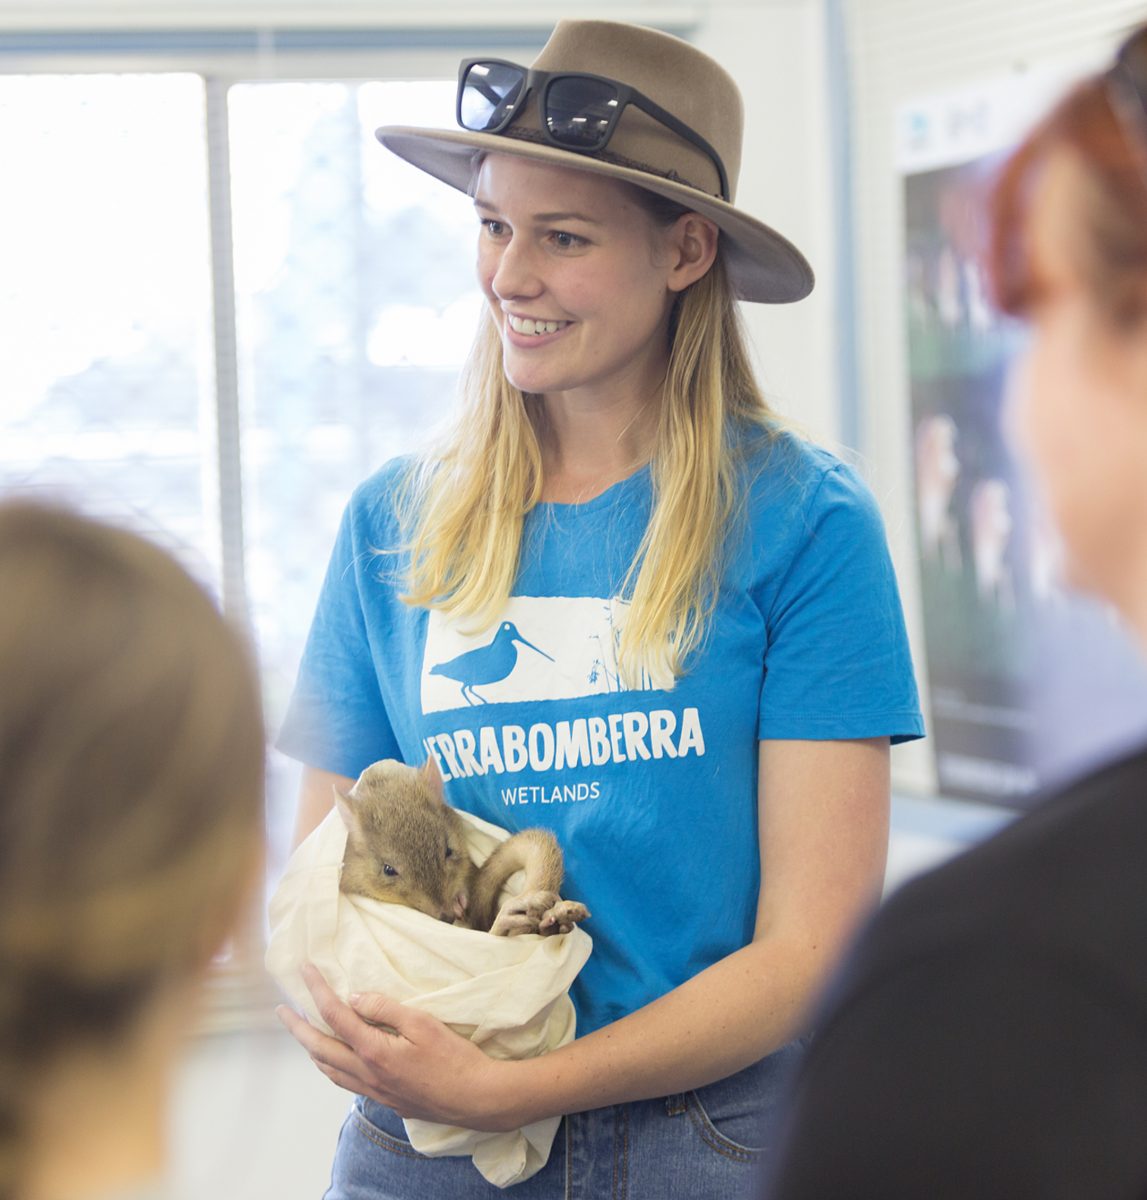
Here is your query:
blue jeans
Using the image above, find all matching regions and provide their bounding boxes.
[322,1041,806,1198]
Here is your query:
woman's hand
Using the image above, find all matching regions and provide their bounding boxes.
[276,963,520,1131]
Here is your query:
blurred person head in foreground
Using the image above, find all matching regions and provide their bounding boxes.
[764,25,1147,1200]
[0,501,265,1200]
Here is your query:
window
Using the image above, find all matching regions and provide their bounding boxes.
[0,73,217,574]
[0,50,488,1020]
[226,77,481,870]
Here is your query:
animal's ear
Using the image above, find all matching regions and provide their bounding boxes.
[333,786,361,835]
[418,755,444,799]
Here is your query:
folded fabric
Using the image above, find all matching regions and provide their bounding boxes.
[265,806,592,1188]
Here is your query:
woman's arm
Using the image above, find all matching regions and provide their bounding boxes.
[291,765,355,848]
[278,736,890,1130]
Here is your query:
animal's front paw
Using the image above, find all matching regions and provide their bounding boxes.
[490,891,590,936]
[538,899,590,936]
[490,890,559,936]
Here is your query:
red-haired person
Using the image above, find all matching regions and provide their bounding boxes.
[765,28,1147,1200]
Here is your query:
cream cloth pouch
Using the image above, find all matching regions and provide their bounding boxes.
[265,807,592,1188]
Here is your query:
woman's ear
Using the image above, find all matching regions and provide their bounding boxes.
[667,213,719,293]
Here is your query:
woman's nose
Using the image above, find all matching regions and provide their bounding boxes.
[489,236,543,302]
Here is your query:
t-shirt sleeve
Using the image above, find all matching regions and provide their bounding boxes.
[276,492,402,778]
[757,463,924,744]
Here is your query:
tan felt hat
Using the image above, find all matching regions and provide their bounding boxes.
[376,19,814,304]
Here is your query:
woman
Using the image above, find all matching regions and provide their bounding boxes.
[276,18,923,1198]
[0,501,265,1200]
[765,26,1147,1199]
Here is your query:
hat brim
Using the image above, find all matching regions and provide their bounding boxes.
[376,125,814,304]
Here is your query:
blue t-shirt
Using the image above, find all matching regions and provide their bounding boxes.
[279,429,924,1036]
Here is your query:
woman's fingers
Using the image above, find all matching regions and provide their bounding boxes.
[301,963,402,1055]
[275,1003,366,1073]
[348,989,408,1033]
[275,1003,396,1101]
[277,963,510,1127]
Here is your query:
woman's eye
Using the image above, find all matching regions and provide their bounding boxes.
[481,218,507,237]
[382,863,398,877]
[551,230,585,250]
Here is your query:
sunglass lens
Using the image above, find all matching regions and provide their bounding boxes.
[460,61,527,132]
[545,76,620,148]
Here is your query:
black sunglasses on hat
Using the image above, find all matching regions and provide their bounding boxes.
[377,20,816,303]
[456,57,731,202]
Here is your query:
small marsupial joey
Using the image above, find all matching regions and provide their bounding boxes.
[335,757,589,936]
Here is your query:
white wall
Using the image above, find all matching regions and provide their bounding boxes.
[0,2,688,27]
[695,1,839,447]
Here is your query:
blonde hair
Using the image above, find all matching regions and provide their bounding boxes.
[0,502,265,1200]
[400,186,779,683]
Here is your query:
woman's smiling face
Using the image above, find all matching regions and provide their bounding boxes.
[472,153,686,404]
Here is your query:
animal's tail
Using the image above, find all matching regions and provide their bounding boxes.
[471,829,564,931]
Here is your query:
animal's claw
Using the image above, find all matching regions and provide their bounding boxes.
[490,891,589,937]
[538,900,590,935]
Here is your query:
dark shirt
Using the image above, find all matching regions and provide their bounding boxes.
[765,745,1147,1199]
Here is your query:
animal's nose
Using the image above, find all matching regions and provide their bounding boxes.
[438,911,456,924]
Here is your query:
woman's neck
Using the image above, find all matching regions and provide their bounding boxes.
[536,384,661,504]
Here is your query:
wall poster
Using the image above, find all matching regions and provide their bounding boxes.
[900,74,1147,807]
